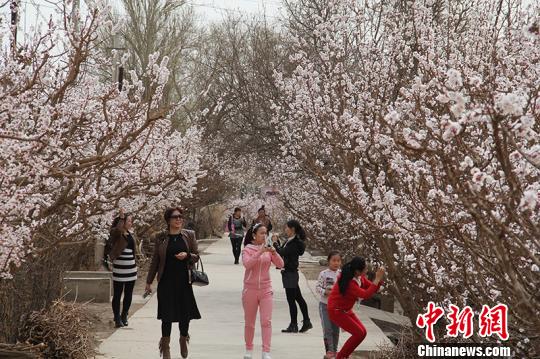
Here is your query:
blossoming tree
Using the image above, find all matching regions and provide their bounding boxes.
[273,0,539,354]
[0,3,205,278]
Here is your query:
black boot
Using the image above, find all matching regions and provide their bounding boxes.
[299,319,313,333]
[114,315,124,328]
[281,323,298,333]
[121,311,128,326]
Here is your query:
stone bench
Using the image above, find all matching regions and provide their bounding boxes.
[62,274,111,303]
[65,270,113,296]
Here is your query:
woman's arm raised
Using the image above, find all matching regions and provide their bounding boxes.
[352,267,385,300]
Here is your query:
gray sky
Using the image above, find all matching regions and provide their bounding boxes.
[4,0,537,43]
[2,0,284,37]
[190,0,284,22]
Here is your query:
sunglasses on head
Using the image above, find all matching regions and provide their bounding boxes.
[170,214,183,220]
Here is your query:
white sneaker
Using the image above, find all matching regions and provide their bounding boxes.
[262,353,272,359]
[243,350,253,359]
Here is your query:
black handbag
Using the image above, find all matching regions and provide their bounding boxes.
[181,230,209,286]
[190,257,209,286]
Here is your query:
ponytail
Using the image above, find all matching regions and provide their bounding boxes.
[286,219,306,241]
[338,256,366,295]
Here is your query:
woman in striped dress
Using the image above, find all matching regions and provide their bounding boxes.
[109,209,139,328]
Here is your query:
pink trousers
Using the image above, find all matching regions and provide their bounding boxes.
[242,287,273,352]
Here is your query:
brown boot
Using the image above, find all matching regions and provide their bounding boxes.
[180,335,190,358]
[159,337,171,359]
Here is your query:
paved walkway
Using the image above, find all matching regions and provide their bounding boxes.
[98,236,393,358]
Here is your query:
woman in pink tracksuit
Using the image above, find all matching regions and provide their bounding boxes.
[242,223,284,359]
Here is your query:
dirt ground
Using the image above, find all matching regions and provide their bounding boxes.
[87,263,149,348]
[87,239,218,351]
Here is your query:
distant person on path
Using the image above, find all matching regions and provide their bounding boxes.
[251,205,272,236]
[316,251,342,359]
[227,207,247,264]
[108,209,140,328]
[242,223,284,359]
[145,207,201,359]
[327,257,385,359]
[272,220,313,333]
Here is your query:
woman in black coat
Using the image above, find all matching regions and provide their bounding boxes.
[145,207,201,359]
[272,219,312,333]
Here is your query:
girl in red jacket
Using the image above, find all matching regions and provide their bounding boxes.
[327,257,385,359]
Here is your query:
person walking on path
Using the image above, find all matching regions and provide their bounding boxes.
[316,251,342,359]
[108,209,140,328]
[228,207,247,264]
[327,257,385,359]
[251,205,272,236]
[272,220,313,333]
[145,207,202,359]
[242,223,284,359]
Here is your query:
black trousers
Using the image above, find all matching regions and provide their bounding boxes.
[162,321,190,337]
[230,236,243,262]
[112,280,135,318]
[285,287,310,325]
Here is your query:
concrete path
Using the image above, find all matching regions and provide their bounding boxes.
[98,235,393,358]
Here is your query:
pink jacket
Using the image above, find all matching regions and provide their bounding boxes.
[242,244,284,290]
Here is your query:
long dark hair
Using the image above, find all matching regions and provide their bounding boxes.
[106,213,131,260]
[244,223,265,246]
[286,219,306,241]
[338,256,366,295]
[110,213,131,231]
